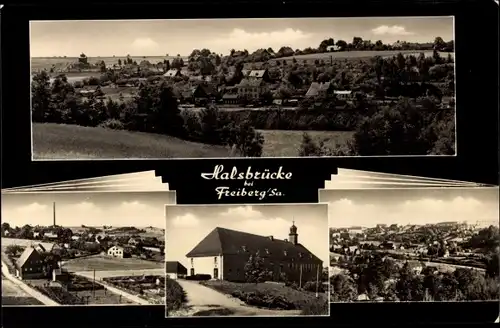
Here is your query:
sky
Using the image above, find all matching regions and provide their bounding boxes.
[319,188,499,228]
[1,191,176,228]
[165,204,329,269]
[30,16,454,57]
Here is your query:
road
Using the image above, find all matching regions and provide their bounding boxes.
[1,260,60,306]
[169,280,302,317]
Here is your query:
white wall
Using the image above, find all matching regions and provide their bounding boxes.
[189,255,223,279]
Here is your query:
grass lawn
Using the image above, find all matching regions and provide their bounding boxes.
[63,255,164,272]
[258,130,354,157]
[201,280,328,315]
[32,123,236,160]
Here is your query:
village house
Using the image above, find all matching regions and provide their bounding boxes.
[305,82,333,98]
[182,84,218,104]
[248,69,270,81]
[334,90,353,100]
[15,247,47,280]
[163,69,182,78]
[107,245,127,258]
[128,237,140,246]
[406,261,424,275]
[222,93,239,105]
[236,78,267,99]
[326,45,341,52]
[166,261,188,279]
[241,69,251,78]
[185,223,323,283]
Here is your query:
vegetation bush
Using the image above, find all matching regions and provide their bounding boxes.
[98,118,124,130]
[303,281,326,293]
[186,274,211,281]
[166,278,187,311]
[230,290,296,310]
[300,298,329,315]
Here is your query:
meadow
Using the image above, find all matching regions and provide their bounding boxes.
[31,56,188,72]
[63,255,164,272]
[258,130,354,157]
[274,50,453,63]
[32,123,235,160]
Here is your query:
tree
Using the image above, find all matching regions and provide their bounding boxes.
[330,273,358,302]
[118,58,122,66]
[31,71,52,122]
[433,36,446,50]
[5,245,24,257]
[244,250,271,283]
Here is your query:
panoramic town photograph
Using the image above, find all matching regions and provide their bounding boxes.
[1,191,175,306]
[319,187,500,303]
[164,204,329,317]
[30,16,455,160]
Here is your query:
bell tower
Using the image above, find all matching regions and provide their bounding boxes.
[289,220,298,245]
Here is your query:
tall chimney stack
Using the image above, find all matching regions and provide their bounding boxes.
[53,202,56,227]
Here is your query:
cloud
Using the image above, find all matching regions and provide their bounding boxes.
[170,213,200,228]
[219,205,266,220]
[72,201,101,211]
[208,28,313,53]
[329,196,499,227]
[131,37,159,49]
[1,202,52,227]
[371,25,415,36]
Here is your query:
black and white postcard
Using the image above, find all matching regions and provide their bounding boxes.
[164,203,329,317]
[30,16,455,160]
[320,187,499,303]
[1,190,176,306]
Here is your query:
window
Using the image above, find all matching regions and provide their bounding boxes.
[265,248,270,255]
[214,257,218,264]
[298,252,303,258]
[283,250,287,256]
[242,246,247,252]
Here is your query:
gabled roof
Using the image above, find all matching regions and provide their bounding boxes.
[16,247,40,269]
[305,82,332,97]
[237,78,264,88]
[166,261,188,274]
[241,69,251,77]
[223,94,239,100]
[164,69,181,77]
[248,70,267,78]
[186,227,322,264]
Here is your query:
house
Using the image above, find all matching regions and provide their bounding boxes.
[34,242,56,253]
[15,247,46,280]
[241,69,251,77]
[163,69,182,78]
[77,88,97,97]
[128,238,140,246]
[185,223,323,283]
[166,261,188,279]
[222,93,239,105]
[406,261,424,275]
[44,232,58,239]
[334,90,352,100]
[236,78,267,99]
[305,82,333,98]
[248,70,269,81]
[71,235,81,241]
[107,245,127,258]
[326,45,340,52]
[144,246,162,253]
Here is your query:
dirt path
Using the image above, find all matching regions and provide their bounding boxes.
[169,280,301,317]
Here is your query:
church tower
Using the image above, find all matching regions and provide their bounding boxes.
[289,220,298,245]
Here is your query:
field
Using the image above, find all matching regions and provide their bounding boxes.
[258,130,354,157]
[63,255,163,272]
[32,123,235,160]
[31,56,188,72]
[1,237,53,251]
[201,280,328,314]
[274,50,453,63]
[2,277,44,305]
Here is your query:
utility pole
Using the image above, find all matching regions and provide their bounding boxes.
[315,264,320,298]
[299,264,302,289]
[92,269,96,298]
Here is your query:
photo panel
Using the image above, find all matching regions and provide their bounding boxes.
[2,171,161,191]
[164,203,329,317]
[2,180,169,193]
[320,187,499,303]
[335,169,476,185]
[30,16,455,160]
[1,190,176,307]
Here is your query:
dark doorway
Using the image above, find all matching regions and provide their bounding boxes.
[213,268,219,279]
[190,268,195,276]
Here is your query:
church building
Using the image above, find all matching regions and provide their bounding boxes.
[185,222,323,283]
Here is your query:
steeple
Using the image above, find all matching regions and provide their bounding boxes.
[289,219,298,245]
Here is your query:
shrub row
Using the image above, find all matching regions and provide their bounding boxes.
[166,278,187,311]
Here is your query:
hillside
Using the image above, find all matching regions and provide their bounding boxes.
[32,123,236,160]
